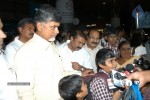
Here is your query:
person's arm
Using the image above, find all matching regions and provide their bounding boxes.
[113,90,122,100]
[90,77,113,99]
[126,71,150,88]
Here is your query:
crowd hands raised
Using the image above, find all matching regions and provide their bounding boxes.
[1,3,150,100]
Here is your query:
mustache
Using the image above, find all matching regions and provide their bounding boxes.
[77,47,81,49]
[30,33,34,35]
[91,42,98,44]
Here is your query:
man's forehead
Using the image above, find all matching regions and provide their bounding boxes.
[108,34,117,37]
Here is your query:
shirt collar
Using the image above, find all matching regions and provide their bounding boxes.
[32,33,50,50]
[0,49,4,54]
[15,36,24,46]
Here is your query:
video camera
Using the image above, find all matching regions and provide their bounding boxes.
[109,70,132,88]
[134,56,150,70]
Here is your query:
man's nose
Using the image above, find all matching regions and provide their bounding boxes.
[0,30,6,38]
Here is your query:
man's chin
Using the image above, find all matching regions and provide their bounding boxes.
[48,38,55,42]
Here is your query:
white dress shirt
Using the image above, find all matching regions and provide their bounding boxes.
[83,43,102,73]
[58,40,93,76]
[14,34,64,100]
[0,52,18,100]
[5,36,23,67]
[134,45,146,56]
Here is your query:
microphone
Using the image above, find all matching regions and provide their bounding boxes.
[121,64,134,76]
[125,64,134,73]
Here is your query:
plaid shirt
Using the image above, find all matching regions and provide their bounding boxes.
[104,43,118,57]
[90,70,113,100]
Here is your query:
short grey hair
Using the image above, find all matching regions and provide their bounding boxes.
[34,4,62,24]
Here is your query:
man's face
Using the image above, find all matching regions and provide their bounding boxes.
[19,23,35,41]
[87,30,100,49]
[36,21,60,41]
[107,34,118,46]
[0,18,6,49]
[71,36,86,51]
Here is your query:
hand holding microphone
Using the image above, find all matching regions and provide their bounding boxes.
[125,71,150,88]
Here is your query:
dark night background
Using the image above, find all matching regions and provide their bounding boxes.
[0,0,150,41]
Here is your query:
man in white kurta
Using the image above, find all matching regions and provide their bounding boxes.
[83,29,102,73]
[14,4,64,100]
[58,39,93,75]
[15,34,64,100]
[84,44,102,73]
[0,53,18,100]
[0,18,18,100]
[58,30,93,75]
[5,18,35,67]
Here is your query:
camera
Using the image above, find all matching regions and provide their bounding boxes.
[134,56,150,70]
[109,70,132,88]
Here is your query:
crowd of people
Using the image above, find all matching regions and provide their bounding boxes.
[0,4,150,100]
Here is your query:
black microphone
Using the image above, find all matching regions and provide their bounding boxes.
[124,64,134,73]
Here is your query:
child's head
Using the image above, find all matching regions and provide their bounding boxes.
[96,48,117,73]
[58,74,87,100]
[105,26,118,46]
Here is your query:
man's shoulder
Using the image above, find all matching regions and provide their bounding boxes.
[79,48,90,55]
[57,41,68,49]
[0,53,7,66]
[6,40,17,48]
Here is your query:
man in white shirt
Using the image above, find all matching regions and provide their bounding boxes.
[83,29,102,73]
[0,18,18,100]
[58,30,93,76]
[5,18,35,67]
[14,4,64,100]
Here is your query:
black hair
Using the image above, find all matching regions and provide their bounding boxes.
[58,74,82,100]
[130,30,144,48]
[17,18,34,28]
[116,26,125,34]
[96,48,115,72]
[104,26,117,36]
[69,29,87,40]
[87,28,100,38]
[34,4,61,24]
[118,40,130,50]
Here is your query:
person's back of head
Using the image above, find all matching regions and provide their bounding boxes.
[116,26,125,37]
[130,30,143,48]
[104,26,117,36]
[58,75,83,100]
[96,49,115,72]
[34,4,61,24]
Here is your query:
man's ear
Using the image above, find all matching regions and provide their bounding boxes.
[76,92,82,98]
[36,22,43,31]
[98,63,104,69]
[105,35,108,40]
[70,37,74,41]
[18,27,22,33]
